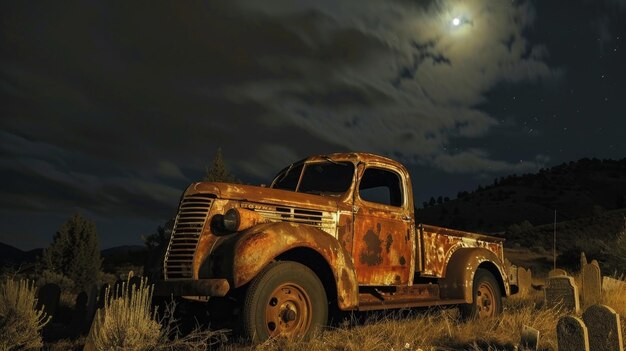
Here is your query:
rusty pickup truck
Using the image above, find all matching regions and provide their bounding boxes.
[154,152,516,341]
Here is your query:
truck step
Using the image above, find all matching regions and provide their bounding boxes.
[357,284,465,311]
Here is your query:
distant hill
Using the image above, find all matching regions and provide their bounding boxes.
[0,243,146,269]
[0,242,42,268]
[416,157,626,233]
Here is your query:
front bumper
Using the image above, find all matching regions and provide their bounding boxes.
[153,279,230,297]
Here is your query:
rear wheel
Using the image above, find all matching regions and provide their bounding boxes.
[242,261,328,343]
[460,268,502,320]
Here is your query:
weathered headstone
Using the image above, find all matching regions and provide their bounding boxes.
[112,279,124,298]
[549,268,568,277]
[545,276,580,313]
[70,291,88,334]
[602,276,626,292]
[520,325,540,350]
[581,259,602,305]
[97,283,110,309]
[128,276,142,292]
[86,284,99,324]
[36,283,61,320]
[506,260,517,285]
[518,267,532,296]
[557,316,590,351]
[582,304,624,351]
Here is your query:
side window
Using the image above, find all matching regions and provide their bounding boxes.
[359,168,403,207]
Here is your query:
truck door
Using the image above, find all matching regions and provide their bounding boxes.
[352,164,413,286]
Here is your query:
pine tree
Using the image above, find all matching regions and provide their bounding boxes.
[40,214,102,292]
[204,147,239,183]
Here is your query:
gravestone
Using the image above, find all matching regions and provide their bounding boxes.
[128,276,142,292]
[505,260,517,286]
[70,291,88,334]
[581,259,602,305]
[36,283,61,320]
[520,325,540,350]
[549,268,568,278]
[97,283,110,309]
[557,316,590,351]
[86,284,99,324]
[582,304,624,351]
[602,276,626,292]
[517,267,532,296]
[112,279,124,298]
[545,276,580,313]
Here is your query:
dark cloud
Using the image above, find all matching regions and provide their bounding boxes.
[1,0,624,248]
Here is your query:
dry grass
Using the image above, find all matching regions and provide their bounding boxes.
[217,283,626,351]
[0,279,51,351]
[242,295,563,351]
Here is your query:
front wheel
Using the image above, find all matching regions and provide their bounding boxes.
[460,268,502,320]
[242,261,328,343]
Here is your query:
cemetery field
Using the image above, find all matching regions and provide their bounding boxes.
[215,282,624,351]
[30,273,624,350]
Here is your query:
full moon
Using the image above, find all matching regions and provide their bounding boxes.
[452,17,461,26]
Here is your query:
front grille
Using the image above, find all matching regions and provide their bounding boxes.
[164,194,214,279]
[250,205,335,235]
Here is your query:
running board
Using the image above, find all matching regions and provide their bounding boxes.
[357,284,467,311]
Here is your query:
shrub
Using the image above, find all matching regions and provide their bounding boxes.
[35,269,75,292]
[88,277,225,351]
[40,213,102,292]
[0,279,50,350]
[89,278,161,350]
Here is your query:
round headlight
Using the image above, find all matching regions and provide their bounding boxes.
[222,208,240,232]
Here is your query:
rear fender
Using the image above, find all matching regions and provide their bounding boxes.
[438,248,509,302]
[210,222,359,310]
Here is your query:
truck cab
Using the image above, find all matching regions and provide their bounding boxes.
[155,152,514,341]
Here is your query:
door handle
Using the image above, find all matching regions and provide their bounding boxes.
[402,215,412,221]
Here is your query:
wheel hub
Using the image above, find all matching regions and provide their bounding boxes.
[476,282,495,318]
[282,308,297,322]
[265,283,313,337]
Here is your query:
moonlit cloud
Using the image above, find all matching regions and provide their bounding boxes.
[1,0,623,248]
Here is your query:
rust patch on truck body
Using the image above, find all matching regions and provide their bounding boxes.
[208,222,359,309]
[351,158,415,286]
[420,224,505,278]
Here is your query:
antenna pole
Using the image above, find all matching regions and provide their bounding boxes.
[553,209,557,270]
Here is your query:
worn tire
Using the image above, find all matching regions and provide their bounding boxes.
[459,268,502,320]
[242,261,328,343]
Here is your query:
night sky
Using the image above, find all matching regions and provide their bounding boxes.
[1,0,624,249]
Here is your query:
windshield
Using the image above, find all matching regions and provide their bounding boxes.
[272,163,304,191]
[271,161,355,196]
[298,162,354,195]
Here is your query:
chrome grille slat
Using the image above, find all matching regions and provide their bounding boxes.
[247,203,336,234]
[164,194,214,279]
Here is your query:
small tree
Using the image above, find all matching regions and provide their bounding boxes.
[204,147,239,183]
[40,214,102,292]
[142,220,174,281]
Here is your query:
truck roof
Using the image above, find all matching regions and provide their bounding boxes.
[305,152,405,169]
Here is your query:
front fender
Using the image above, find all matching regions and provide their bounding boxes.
[208,222,359,310]
[439,248,509,302]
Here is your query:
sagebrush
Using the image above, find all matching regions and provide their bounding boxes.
[89,278,161,350]
[0,279,50,351]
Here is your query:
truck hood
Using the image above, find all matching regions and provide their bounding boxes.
[186,182,339,211]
